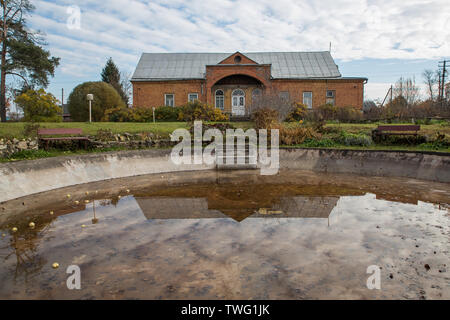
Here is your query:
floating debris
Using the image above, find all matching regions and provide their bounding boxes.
[52,263,59,269]
[258,208,282,215]
[425,264,431,271]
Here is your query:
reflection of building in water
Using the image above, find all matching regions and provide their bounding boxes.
[136,197,226,220]
[135,196,338,222]
[250,196,339,219]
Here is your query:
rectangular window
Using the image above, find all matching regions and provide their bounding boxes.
[165,94,174,107]
[279,91,290,102]
[303,92,313,109]
[188,93,198,103]
[216,96,224,110]
[326,90,335,106]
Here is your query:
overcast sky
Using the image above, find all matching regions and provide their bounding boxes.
[28,0,450,103]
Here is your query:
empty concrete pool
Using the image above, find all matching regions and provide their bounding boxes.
[0,170,448,299]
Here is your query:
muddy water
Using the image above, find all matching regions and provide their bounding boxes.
[0,170,448,300]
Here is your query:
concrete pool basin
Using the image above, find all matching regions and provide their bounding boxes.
[0,169,449,300]
[0,148,449,203]
[0,149,448,300]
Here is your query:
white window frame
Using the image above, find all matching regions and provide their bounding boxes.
[188,93,199,103]
[215,89,224,110]
[326,90,336,106]
[303,91,313,109]
[165,94,175,107]
[232,89,245,107]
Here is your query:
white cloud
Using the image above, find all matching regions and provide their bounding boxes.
[364,82,429,102]
[28,0,450,95]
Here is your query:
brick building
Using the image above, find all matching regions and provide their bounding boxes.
[131,51,367,116]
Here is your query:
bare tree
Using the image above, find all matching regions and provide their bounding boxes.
[422,69,438,101]
[248,92,294,121]
[393,77,420,106]
[120,72,132,107]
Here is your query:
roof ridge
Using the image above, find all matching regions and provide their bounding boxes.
[140,51,332,54]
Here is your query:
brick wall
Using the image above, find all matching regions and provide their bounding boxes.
[132,77,365,110]
[132,80,205,108]
[271,79,365,109]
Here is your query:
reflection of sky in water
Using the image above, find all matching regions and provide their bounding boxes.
[0,193,448,300]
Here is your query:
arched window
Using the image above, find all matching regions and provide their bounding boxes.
[215,89,224,110]
[232,89,245,108]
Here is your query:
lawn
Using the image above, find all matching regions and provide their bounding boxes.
[0,122,191,139]
[325,122,450,136]
[1,121,448,139]
[0,121,258,139]
[0,121,449,162]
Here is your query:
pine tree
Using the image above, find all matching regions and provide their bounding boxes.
[101,57,129,105]
[0,0,60,122]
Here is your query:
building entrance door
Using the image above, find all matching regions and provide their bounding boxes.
[232,89,245,116]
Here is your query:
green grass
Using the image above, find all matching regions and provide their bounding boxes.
[0,121,258,139]
[0,121,449,163]
[325,122,450,136]
[0,122,191,139]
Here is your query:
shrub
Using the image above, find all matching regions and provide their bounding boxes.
[302,138,336,148]
[188,123,235,136]
[335,132,373,147]
[179,101,227,122]
[252,107,279,130]
[132,107,154,122]
[286,103,308,122]
[15,89,62,122]
[280,126,319,145]
[419,132,450,150]
[316,104,338,120]
[68,81,126,122]
[23,122,41,137]
[155,106,182,121]
[335,106,363,122]
[102,106,133,122]
[376,135,427,145]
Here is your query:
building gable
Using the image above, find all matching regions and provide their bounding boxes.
[218,52,259,65]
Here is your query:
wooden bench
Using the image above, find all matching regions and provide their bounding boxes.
[37,128,90,150]
[372,125,420,140]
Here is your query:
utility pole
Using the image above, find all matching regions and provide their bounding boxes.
[61,88,64,121]
[438,60,449,105]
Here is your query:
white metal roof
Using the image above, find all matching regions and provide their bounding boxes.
[132,52,342,81]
